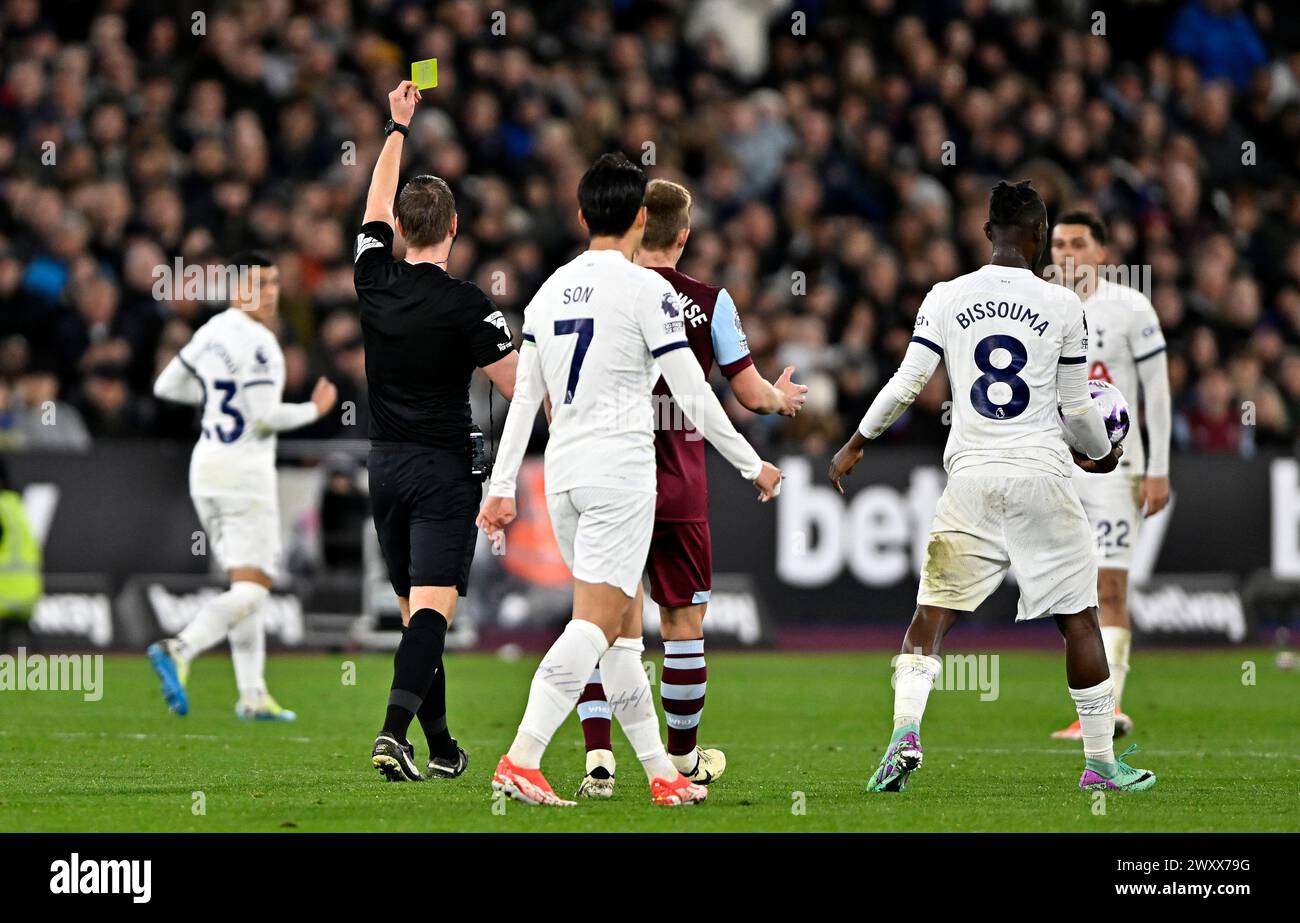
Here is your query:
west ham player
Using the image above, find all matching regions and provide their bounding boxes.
[148,251,337,720]
[479,154,783,807]
[574,179,807,798]
[829,181,1156,793]
[1048,211,1171,741]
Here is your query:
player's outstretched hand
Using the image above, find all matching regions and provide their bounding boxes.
[477,495,517,534]
[829,440,865,495]
[753,461,783,503]
[311,377,338,417]
[774,366,808,416]
[388,80,421,124]
[1071,443,1123,474]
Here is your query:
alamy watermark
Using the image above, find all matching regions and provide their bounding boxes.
[49,853,150,903]
[891,652,1000,701]
[0,647,103,701]
[151,257,260,305]
[590,388,716,443]
[1046,259,1153,302]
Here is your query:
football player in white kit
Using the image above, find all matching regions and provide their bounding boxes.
[148,252,337,720]
[829,181,1155,793]
[478,153,783,806]
[1048,211,1171,741]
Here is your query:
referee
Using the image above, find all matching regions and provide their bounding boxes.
[356,81,518,782]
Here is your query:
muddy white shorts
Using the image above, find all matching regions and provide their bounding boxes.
[193,494,281,575]
[546,486,655,598]
[917,474,1098,621]
[1070,470,1144,571]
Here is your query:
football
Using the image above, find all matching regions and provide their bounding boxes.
[1059,379,1131,451]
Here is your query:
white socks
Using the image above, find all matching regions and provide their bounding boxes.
[229,605,267,704]
[1069,678,1117,764]
[1100,626,1132,708]
[601,636,677,782]
[892,653,941,729]
[508,619,610,768]
[176,581,269,662]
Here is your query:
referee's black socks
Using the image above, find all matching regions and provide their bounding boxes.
[417,662,458,760]
[383,608,448,744]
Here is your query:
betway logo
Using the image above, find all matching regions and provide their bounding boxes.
[776,457,944,588]
[1129,585,1247,642]
[148,584,305,644]
[32,593,114,646]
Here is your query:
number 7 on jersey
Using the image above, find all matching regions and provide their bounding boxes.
[554,317,594,403]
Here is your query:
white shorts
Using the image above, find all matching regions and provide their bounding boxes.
[546,487,655,598]
[917,474,1098,621]
[1071,470,1143,571]
[193,494,281,575]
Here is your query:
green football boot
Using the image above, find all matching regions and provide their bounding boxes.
[869,724,923,793]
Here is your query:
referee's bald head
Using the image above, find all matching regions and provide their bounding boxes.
[396,175,456,248]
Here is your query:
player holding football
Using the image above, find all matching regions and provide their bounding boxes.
[828,181,1156,793]
[1047,211,1171,741]
[479,153,783,807]
[573,179,807,798]
[148,251,337,720]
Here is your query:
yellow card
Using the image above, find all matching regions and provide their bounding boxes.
[411,58,438,90]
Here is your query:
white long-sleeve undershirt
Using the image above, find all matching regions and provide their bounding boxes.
[1055,357,1111,460]
[655,346,763,481]
[153,355,204,406]
[1136,350,1171,477]
[857,340,941,439]
[487,339,545,499]
[247,385,319,435]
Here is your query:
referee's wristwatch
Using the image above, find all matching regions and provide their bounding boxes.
[384,119,409,138]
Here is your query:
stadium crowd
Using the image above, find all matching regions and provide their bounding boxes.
[1,0,1299,458]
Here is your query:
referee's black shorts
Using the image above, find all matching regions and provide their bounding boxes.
[368,443,480,598]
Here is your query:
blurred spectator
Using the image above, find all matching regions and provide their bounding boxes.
[0,0,1295,462]
[1167,0,1268,90]
[10,362,91,450]
[74,363,151,438]
[1184,368,1242,452]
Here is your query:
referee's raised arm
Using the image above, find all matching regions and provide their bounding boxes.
[363,81,420,228]
[355,80,519,400]
[355,81,520,783]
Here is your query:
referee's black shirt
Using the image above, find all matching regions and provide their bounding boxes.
[353,221,514,450]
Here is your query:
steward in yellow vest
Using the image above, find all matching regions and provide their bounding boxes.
[0,460,42,649]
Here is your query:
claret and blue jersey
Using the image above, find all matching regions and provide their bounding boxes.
[649,267,754,523]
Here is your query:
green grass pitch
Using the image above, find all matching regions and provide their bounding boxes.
[1,649,1295,832]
